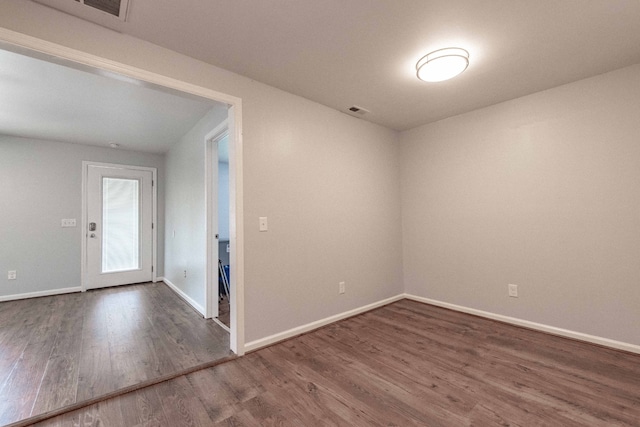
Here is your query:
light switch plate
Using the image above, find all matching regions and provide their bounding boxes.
[259,217,268,232]
[61,218,77,227]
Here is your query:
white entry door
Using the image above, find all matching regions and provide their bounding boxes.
[86,164,153,290]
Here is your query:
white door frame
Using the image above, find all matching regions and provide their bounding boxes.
[205,120,227,320]
[81,161,158,291]
[0,29,246,355]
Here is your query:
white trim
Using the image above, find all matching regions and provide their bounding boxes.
[162,277,205,317]
[212,317,231,333]
[0,287,81,302]
[404,294,640,355]
[244,294,404,353]
[205,120,229,320]
[0,28,240,106]
[81,161,157,291]
[228,105,244,355]
[0,27,245,356]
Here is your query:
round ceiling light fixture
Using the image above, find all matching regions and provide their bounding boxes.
[416,47,469,82]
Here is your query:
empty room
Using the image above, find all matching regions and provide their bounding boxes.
[0,1,639,426]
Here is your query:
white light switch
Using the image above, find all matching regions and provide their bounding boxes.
[61,219,77,227]
[259,217,268,232]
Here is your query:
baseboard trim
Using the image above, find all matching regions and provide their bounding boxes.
[162,277,205,317]
[0,287,81,302]
[244,294,405,353]
[404,294,640,355]
[212,317,231,333]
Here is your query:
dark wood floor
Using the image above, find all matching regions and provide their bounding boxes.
[28,299,640,426]
[0,282,231,426]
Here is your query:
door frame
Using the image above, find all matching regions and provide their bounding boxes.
[205,120,228,322]
[81,161,158,292]
[0,27,246,355]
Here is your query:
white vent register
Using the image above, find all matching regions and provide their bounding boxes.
[34,0,131,22]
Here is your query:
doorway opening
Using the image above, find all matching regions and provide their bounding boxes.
[206,123,231,331]
[0,29,245,354]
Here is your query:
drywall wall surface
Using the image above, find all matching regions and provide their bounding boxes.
[218,143,230,241]
[244,97,402,341]
[401,64,640,346]
[0,1,403,343]
[0,135,165,297]
[164,108,227,307]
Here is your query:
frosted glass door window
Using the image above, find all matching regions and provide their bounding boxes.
[102,177,140,273]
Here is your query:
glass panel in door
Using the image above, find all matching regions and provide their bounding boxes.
[102,177,140,273]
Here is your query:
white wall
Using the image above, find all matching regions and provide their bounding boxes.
[0,135,165,298]
[218,158,231,266]
[0,2,404,343]
[401,65,640,346]
[164,108,227,307]
[218,136,230,242]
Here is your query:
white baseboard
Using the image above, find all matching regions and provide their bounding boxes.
[244,294,404,353]
[0,287,82,302]
[404,294,640,355]
[162,277,205,317]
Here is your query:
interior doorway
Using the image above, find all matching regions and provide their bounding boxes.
[1,30,245,355]
[206,121,231,330]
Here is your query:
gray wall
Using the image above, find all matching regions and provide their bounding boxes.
[164,108,227,307]
[0,135,165,297]
[401,64,640,346]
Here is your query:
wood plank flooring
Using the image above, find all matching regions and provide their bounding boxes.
[0,282,231,426]
[27,299,640,426]
[218,295,230,328]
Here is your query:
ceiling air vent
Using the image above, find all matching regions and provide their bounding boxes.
[348,105,371,116]
[82,0,124,18]
[34,0,131,22]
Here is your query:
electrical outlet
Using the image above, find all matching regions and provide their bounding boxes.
[508,284,518,298]
[184,270,187,278]
[8,270,17,280]
[339,281,345,294]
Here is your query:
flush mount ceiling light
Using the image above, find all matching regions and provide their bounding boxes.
[416,48,469,82]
